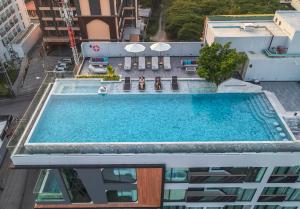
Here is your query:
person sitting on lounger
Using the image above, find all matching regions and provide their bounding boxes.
[139,76,145,90]
[155,77,161,91]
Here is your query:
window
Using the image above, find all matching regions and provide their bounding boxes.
[269,166,300,183]
[255,206,298,209]
[102,168,136,183]
[165,168,188,182]
[106,189,137,202]
[164,189,186,202]
[260,187,300,202]
[33,170,64,202]
[188,167,266,183]
[220,188,256,201]
[61,169,91,203]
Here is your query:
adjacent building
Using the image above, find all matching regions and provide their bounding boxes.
[0,0,31,60]
[34,0,140,49]
[204,11,300,81]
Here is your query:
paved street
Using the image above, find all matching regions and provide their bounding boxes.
[0,43,69,209]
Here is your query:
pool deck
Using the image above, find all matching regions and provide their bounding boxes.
[79,57,199,78]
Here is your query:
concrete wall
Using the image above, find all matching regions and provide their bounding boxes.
[245,55,300,81]
[214,36,273,52]
[12,24,42,58]
[287,31,300,53]
[81,42,203,57]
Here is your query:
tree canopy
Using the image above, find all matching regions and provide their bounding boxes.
[197,42,247,86]
[165,0,292,41]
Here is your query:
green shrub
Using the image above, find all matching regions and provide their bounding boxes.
[76,74,120,81]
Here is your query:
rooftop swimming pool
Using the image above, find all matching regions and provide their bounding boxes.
[27,92,291,144]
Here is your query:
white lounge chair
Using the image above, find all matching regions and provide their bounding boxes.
[152,57,159,70]
[164,57,171,70]
[138,57,145,70]
[185,66,197,73]
[124,57,131,71]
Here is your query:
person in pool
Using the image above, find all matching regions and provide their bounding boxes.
[139,76,145,90]
[155,77,161,90]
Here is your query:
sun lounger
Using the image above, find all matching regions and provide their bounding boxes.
[164,57,171,70]
[171,76,179,91]
[124,57,131,71]
[138,57,145,70]
[123,77,131,91]
[154,76,162,91]
[152,57,159,70]
[185,66,197,73]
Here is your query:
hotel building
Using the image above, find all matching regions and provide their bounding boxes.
[8,69,300,209]
[203,11,300,82]
[34,0,139,48]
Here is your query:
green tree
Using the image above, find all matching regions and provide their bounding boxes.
[197,42,247,86]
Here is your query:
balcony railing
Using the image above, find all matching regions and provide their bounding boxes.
[264,49,300,57]
[268,174,300,183]
[186,190,237,202]
[258,195,286,202]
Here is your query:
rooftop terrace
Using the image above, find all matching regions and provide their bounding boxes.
[8,76,300,160]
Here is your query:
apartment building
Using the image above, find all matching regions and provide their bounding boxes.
[9,72,300,209]
[203,10,300,82]
[0,0,31,60]
[34,0,139,48]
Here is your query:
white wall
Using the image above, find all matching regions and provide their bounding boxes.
[81,42,203,58]
[245,55,300,81]
[12,24,41,58]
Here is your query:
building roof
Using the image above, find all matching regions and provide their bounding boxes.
[208,21,287,37]
[25,0,36,11]
[276,10,300,31]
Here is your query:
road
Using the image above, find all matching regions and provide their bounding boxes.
[0,43,64,209]
[151,4,168,42]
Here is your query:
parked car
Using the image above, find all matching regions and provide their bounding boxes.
[88,64,107,74]
[55,65,66,72]
[61,57,73,64]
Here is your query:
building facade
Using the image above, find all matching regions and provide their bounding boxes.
[0,0,31,60]
[34,0,139,48]
[9,77,300,209]
[203,11,300,82]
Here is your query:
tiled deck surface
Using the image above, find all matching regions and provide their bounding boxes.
[261,82,300,112]
[79,57,199,78]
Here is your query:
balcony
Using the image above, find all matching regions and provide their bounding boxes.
[189,171,247,184]
[268,174,300,183]
[186,189,237,202]
[258,195,286,202]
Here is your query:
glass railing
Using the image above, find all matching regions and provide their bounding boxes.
[7,72,74,155]
[33,169,64,202]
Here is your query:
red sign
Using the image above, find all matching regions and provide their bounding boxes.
[92,45,100,52]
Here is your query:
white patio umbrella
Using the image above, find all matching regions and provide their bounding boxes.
[150,42,171,56]
[124,43,145,56]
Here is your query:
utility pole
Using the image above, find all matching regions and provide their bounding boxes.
[57,0,80,66]
[0,61,15,96]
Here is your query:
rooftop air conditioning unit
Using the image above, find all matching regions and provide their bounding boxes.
[241,23,254,32]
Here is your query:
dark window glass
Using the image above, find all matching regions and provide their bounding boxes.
[106,189,137,202]
[61,168,91,203]
[102,168,136,183]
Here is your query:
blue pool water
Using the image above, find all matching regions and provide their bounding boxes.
[29,93,290,143]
